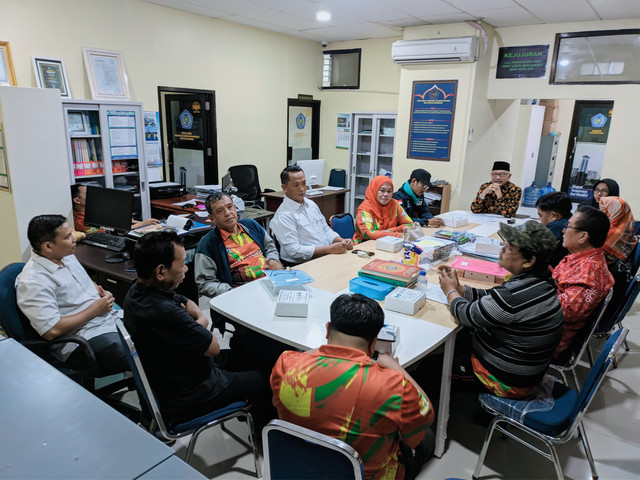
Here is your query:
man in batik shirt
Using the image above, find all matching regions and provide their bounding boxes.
[470,161,522,218]
[271,294,435,479]
[552,205,614,361]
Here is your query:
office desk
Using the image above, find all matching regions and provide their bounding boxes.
[262,188,348,223]
[0,338,176,478]
[150,194,274,229]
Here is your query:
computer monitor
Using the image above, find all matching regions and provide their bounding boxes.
[84,185,134,234]
[296,159,325,187]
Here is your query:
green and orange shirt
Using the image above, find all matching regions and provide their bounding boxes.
[271,345,434,480]
[219,224,267,285]
[354,203,413,243]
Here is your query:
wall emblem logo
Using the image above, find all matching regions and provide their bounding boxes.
[296,113,306,129]
[180,109,193,129]
[591,113,607,128]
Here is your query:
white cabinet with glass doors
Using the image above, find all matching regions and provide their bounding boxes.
[348,112,396,215]
[62,100,150,219]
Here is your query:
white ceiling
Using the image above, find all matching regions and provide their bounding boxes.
[143,0,640,43]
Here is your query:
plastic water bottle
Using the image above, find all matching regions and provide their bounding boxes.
[418,247,432,273]
[539,182,556,197]
[417,270,429,292]
[522,181,540,207]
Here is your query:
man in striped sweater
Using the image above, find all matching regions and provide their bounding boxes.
[438,221,563,399]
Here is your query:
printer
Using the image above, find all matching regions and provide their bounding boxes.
[149,182,186,199]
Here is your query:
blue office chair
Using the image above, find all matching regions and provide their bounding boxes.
[590,263,639,361]
[473,328,628,480]
[115,319,261,474]
[0,262,99,382]
[262,419,363,480]
[550,287,613,389]
[328,168,347,188]
[330,213,355,240]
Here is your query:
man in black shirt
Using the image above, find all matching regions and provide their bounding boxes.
[123,230,270,426]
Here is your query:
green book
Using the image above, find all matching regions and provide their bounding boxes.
[358,271,416,288]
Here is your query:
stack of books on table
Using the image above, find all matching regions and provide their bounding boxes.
[358,259,422,288]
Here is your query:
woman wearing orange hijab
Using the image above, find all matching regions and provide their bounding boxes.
[354,176,413,242]
[600,196,637,264]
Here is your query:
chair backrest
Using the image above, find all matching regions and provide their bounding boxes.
[330,213,355,240]
[115,319,172,436]
[262,419,363,480]
[0,262,36,342]
[328,168,347,188]
[555,287,614,367]
[228,165,262,201]
[571,328,628,422]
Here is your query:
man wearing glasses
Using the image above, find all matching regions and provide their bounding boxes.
[470,161,522,218]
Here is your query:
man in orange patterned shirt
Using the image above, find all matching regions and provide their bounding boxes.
[271,294,435,479]
[470,161,522,218]
[552,205,614,361]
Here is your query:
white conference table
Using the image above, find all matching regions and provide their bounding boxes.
[210,215,517,459]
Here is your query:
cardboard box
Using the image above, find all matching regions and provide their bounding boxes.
[450,257,509,284]
[374,324,399,355]
[474,237,502,255]
[385,287,425,315]
[376,236,404,253]
[274,290,309,317]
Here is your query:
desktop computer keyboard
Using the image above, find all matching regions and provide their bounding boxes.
[81,232,126,252]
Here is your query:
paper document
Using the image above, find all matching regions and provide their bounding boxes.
[318,186,344,191]
[468,223,500,237]
[424,283,449,305]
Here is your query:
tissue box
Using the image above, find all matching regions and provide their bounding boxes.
[349,277,394,301]
[376,236,404,253]
[413,236,457,262]
[384,287,426,315]
[274,290,309,317]
[375,324,399,355]
[475,237,502,255]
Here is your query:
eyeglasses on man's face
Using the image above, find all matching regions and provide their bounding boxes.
[490,172,510,178]
[563,225,584,232]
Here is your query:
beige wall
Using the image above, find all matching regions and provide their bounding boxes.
[318,37,401,184]
[0,0,322,190]
[1,1,639,215]
[487,19,640,210]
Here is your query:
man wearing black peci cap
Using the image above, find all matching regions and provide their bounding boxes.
[470,161,522,218]
[393,169,444,227]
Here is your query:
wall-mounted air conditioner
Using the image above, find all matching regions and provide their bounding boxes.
[391,36,478,64]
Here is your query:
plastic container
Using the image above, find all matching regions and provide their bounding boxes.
[539,182,556,198]
[522,181,540,207]
[417,270,429,292]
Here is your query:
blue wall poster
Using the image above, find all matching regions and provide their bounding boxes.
[407,80,457,161]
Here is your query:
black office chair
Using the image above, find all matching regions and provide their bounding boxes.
[228,164,272,207]
[328,168,347,188]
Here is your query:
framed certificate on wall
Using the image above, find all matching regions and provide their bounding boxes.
[32,56,72,97]
[82,47,131,101]
[0,42,16,87]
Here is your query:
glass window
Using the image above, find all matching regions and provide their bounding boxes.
[322,49,361,89]
[551,29,640,84]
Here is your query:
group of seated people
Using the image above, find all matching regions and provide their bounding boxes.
[12,162,637,479]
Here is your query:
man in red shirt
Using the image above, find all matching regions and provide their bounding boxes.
[552,205,614,360]
[271,294,435,479]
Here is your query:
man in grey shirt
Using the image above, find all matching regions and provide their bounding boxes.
[16,214,128,374]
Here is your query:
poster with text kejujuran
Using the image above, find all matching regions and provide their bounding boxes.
[407,80,457,161]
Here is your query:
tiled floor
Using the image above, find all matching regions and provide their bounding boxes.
[161,298,640,479]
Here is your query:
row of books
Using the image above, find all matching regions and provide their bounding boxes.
[72,139,103,176]
[358,259,421,288]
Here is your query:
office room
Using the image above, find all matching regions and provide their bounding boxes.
[1,0,639,478]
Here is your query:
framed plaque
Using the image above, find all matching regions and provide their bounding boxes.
[0,42,16,87]
[82,47,131,101]
[32,56,72,97]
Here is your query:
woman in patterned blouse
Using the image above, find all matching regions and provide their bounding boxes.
[354,176,413,242]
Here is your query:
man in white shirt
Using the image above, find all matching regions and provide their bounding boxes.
[15,214,128,374]
[270,165,353,265]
